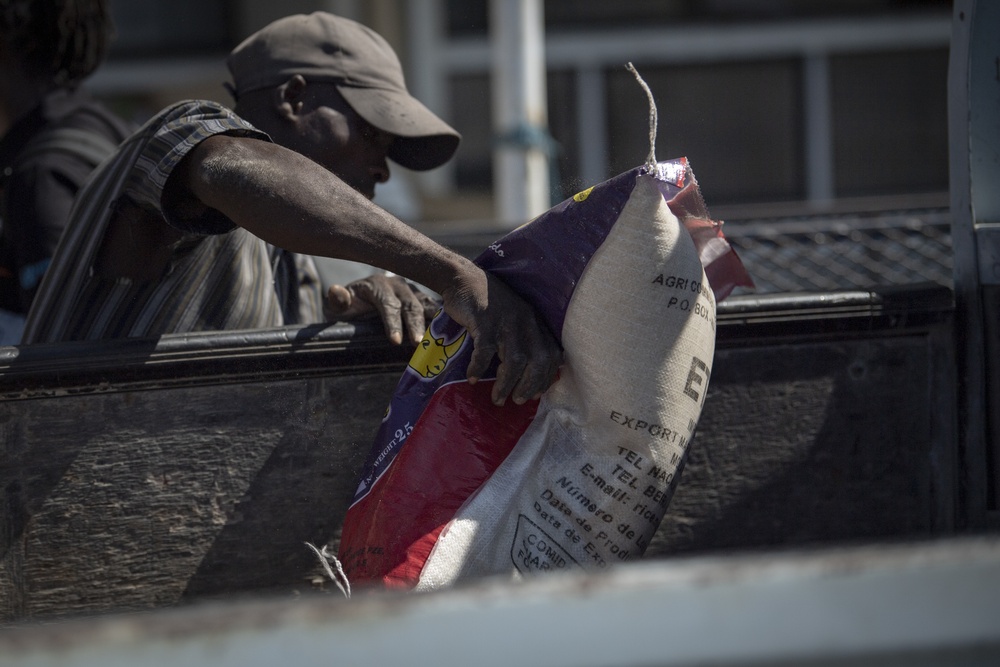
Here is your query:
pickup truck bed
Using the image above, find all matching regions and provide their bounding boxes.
[0,278,958,622]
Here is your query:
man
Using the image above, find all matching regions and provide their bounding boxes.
[0,0,132,340]
[22,12,560,406]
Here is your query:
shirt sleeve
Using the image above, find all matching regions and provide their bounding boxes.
[124,100,271,235]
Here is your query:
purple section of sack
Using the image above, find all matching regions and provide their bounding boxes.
[473,167,640,340]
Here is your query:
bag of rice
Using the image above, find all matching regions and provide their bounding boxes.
[337,66,751,591]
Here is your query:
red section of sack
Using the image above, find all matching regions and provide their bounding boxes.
[339,379,538,589]
[664,171,755,301]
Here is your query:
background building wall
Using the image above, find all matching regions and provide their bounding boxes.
[90,0,952,227]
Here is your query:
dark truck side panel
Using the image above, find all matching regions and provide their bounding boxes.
[0,283,957,622]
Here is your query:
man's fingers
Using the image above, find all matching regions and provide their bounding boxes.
[395,284,433,346]
[440,269,562,406]
[366,282,404,345]
[527,315,563,397]
[327,279,399,341]
[491,346,528,406]
[495,315,562,405]
[326,276,436,346]
[398,302,425,346]
[465,335,496,386]
[511,345,562,403]
[325,284,354,316]
[468,316,562,406]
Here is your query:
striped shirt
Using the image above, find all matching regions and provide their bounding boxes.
[22,100,323,344]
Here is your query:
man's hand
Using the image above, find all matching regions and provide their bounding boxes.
[325,273,439,345]
[440,268,562,407]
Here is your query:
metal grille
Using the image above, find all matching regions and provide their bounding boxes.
[723,208,953,295]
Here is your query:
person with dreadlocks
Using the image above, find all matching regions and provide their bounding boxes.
[0,0,131,341]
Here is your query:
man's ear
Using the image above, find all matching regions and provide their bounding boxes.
[275,74,308,119]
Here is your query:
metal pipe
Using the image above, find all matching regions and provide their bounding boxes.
[490,0,551,227]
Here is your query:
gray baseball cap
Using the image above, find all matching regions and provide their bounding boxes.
[227,12,460,171]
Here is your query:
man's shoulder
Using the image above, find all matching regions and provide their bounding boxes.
[150,100,256,132]
[133,100,268,152]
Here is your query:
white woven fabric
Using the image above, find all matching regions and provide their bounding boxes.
[417,174,716,589]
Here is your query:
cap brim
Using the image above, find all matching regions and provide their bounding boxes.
[338,85,460,171]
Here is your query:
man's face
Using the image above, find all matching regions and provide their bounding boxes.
[287,83,395,200]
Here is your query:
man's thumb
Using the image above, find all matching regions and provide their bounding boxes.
[325,284,353,315]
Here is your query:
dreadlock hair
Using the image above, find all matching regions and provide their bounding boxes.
[0,0,114,88]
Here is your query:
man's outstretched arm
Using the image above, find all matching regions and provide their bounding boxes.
[169,134,562,406]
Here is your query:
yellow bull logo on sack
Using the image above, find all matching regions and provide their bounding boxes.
[409,329,467,379]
